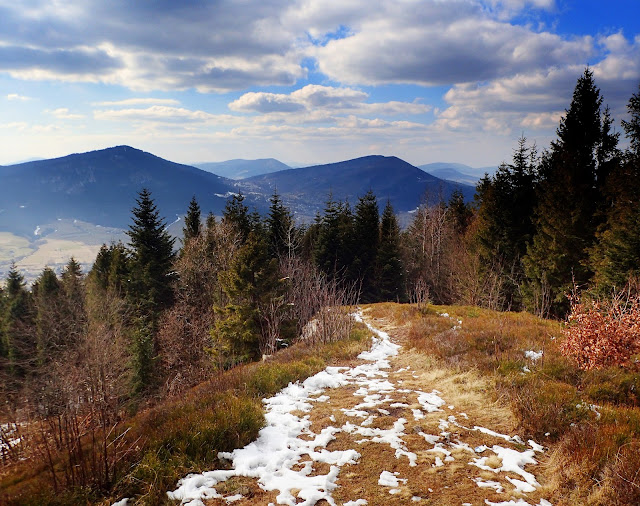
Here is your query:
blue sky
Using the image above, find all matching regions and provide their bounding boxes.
[1,0,638,168]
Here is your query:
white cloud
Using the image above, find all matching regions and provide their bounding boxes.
[46,107,84,119]
[6,93,31,101]
[92,98,181,107]
[93,105,240,124]
[313,2,593,87]
[229,84,430,119]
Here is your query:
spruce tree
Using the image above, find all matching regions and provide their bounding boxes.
[351,190,380,302]
[182,195,202,243]
[213,232,281,362]
[126,189,176,392]
[590,84,640,289]
[376,200,405,302]
[223,193,252,242]
[473,137,537,309]
[126,188,176,314]
[314,194,354,281]
[1,264,34,376]
[524,69,618,315]
[267,189,294,259]
[33,267,61,365]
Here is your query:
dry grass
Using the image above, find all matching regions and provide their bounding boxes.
[0,323,371,506]
[370,302,640,505]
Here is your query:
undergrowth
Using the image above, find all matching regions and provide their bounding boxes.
[0,323,370,506]
[368,302,640,505]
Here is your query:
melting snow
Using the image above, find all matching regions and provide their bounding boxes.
[163,311,551,506]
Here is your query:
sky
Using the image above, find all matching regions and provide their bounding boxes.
[1,0,639,168]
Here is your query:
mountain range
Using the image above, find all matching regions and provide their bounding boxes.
[0,145,478,279]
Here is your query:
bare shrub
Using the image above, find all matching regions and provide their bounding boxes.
[562,289,640,370]
[282,257,358,345]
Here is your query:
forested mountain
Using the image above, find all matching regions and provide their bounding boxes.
[0,146,238,236]
[194,158,291,179]
[240,155,475,218]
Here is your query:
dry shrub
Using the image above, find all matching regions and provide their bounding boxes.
[562,292,640,370]
[602,441,640,505]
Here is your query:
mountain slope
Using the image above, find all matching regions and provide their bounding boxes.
[195,158,291,179]
[241,155,475,217]
[0,146,239,236]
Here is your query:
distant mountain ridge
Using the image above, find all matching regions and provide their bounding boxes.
[0,146,240,236]
[194,158,291,179]
[240,155,475,219]
[419,162,496,186]
[0,147,477,239]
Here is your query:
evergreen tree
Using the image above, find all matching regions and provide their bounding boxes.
[590,84,640,289]
[448,189,473,236]
[351,190,380,302]
[1,264,34,376]
[126,189,176,392]
[182,195,202,243]
[266,189,294,259]
[524,69,619,315]
[376,200,405,302]
[314,194,354,281]
[33,267,61,365]
[213,232,282,362]
[126,188,176,314]
[223,193,252,242]
[473,137,538,309]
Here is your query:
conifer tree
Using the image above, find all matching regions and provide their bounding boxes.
[314,194,354,281]
[33,267,61,365]
[182,195,202,243]
[376,200,405,302]
[126,189,176,392]
[213,232,282,362]
[1,264,34,376]
[267,189,294,259]
[351,190,380,302]
[524,69,619,315]
[473,137,537,309]
[223,193,252,242]
[590,84,640,289]
[126,188,176,314]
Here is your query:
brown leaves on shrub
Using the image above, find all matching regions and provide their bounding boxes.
[562,292,640,370]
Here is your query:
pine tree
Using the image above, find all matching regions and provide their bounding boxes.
[376,200,405,302]
[126,188,176,314]
[182,195,202,243]
[524,69,619,315]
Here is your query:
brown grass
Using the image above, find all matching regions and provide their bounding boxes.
[0,324,371,506]
[369,302,640,506]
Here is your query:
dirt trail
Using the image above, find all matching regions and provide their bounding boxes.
[170,309,551,506]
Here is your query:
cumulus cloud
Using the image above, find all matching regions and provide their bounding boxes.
[229,84,430,118]
[0,0,603,93]
[313,1,593,86]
